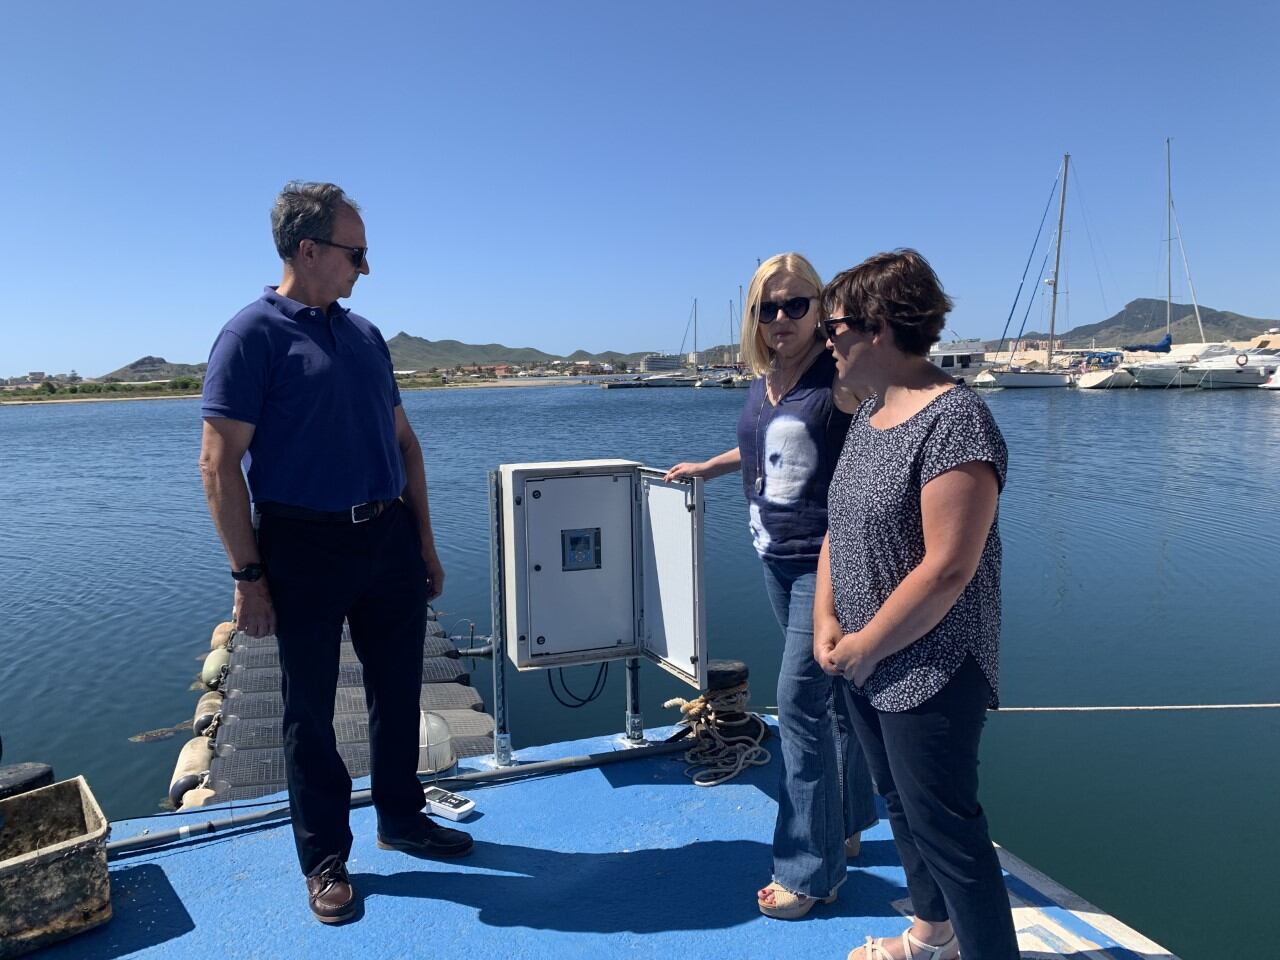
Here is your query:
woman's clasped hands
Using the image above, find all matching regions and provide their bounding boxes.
[813,617,879,687]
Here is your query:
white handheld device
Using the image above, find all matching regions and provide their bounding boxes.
[423,785,475,821]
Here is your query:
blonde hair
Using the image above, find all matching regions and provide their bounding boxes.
[740,253,824,375]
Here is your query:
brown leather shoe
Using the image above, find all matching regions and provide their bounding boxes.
[306,860,356,924]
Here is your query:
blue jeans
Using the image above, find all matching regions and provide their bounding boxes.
[761,556,878,898]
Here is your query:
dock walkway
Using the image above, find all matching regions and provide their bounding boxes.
[204,619,494,803]
[71,726,1178,960]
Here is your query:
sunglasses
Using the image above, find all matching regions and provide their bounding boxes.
[820,315,865,340]
[757,296,813,323]
[307,238,368,267]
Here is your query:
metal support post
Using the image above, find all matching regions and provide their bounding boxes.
[488,470,513,766]
[624,657,644,743]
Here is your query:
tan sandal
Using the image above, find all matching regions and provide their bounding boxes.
[845,832,861,858]
[756,881,837,919]
[847,930,959,960]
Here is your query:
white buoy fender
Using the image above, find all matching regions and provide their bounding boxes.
[201,647,231,689]
[169,737,214,806]
[210,621,236,650]
[418,711,456,774]
[193,691,225,735]
[179,786,218,809]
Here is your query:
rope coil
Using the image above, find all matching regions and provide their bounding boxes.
[664,682,771,787]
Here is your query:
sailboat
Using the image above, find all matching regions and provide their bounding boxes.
[975,154,1074,389]
[643,299,700,386]
[1128,139,1230,388]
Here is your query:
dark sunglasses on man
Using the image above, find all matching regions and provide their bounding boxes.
[820,315,867,340]
[307,238,368,267]
[757,296,813,323]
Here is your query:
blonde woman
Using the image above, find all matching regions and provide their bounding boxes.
[665,253,876,919]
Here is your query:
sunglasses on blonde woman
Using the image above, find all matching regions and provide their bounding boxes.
[757,296,813,323]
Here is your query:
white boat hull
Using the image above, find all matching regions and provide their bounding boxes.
[1188,367,1275,389]
[1076,369,1135,389]
[974,370,1074,388]
[641,376,698,387]
[1131,366,1198,388]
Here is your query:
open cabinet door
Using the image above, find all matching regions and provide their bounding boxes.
[637,469,707,689]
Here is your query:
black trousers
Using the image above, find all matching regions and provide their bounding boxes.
[257,500,428,877]
[843,656,1019,960]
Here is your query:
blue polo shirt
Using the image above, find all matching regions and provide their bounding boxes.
[201,287,406,511]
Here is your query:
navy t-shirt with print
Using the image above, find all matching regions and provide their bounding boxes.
[736,351,850,560]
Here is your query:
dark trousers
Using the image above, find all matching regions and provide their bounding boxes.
[257,500,428,877]
[844,656,1019,960]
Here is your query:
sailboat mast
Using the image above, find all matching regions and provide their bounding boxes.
[728,299,734,366]
[1046,153,1069,368]
[1166,138,1172,336]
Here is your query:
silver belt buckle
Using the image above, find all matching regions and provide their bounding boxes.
[351,502,371,524]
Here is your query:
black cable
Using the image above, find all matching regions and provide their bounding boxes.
[547,661,609,708]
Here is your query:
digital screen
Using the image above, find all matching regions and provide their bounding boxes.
[424,787,466,807]
[561,528,602,571]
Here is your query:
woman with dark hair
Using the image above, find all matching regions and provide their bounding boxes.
[665,252,876,920]
[816,249,1018,960]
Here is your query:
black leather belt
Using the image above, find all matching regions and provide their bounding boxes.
[256,499,398,524]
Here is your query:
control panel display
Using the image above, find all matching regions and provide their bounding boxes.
[561,527,601,571]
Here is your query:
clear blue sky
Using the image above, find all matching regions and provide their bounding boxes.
[2,1,1277,376]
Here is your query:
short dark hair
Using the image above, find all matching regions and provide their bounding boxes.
[270,181,360,261]
[822,248,953,356]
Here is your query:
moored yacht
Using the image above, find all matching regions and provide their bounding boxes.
[1186,336,1280,388]
[641,373,698,387]
[974,366,1074,388]
[929,338,991,382]
[1075,353,1135,389]
[1130,342,1235,387]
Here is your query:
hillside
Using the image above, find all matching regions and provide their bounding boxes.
[386,332,650,369]
[100,356,208,382]
[995,299,1276,348]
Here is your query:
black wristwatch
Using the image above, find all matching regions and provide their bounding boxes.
[231,563,266,583]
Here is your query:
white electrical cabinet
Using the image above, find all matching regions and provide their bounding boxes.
[498,459,707,688]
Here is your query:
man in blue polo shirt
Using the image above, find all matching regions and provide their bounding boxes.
[199,182,472,924]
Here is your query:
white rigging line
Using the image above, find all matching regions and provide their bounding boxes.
[999,703,1280,713]
[1168,198,1207,341]
[755,702,1280,714]
[1067,161,1114,321]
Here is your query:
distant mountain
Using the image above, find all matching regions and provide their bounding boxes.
[386,332,650,369]
[991,299,1276,348]
[100,356,207,382]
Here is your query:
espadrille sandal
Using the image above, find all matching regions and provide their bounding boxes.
[845,832,862,858]
[756,881,837,919]
[847,930,959,960]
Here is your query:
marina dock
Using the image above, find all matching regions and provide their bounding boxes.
[178,617,495,806]
[49,724,1178,960]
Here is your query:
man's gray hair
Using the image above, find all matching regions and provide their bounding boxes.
[271,182,361,261]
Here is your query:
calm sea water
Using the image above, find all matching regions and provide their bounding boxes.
[1,386,1277,958]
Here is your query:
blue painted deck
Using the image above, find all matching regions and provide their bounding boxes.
[49,725,1176,960]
